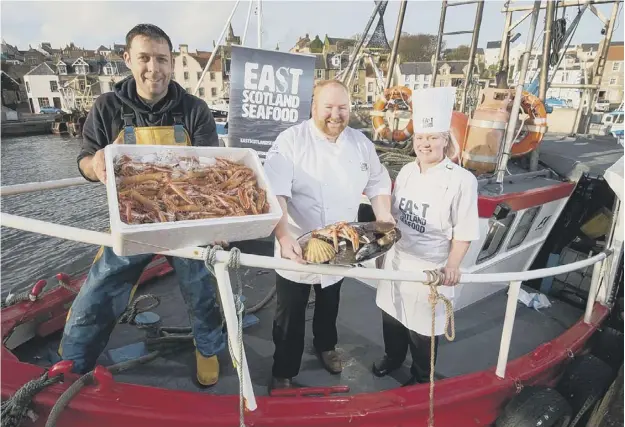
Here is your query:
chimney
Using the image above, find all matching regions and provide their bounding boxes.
[180,44,188,54]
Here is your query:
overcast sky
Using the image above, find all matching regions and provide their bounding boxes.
[2,0,623,54]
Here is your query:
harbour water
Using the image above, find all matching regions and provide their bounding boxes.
[1,134,108,296]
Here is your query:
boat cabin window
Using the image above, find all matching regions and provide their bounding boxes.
[476,212,516,264]
[507,206,541,250]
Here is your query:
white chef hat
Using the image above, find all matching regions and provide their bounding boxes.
[412,86,457,134]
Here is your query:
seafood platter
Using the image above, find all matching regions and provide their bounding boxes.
[104,144,282,256]
[297,221,401,266]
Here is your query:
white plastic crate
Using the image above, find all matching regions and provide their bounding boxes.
[104,144,282,256]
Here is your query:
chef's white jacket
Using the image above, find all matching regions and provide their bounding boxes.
[264,119,392,287]
[375,156,480,336]
[392,157,480,265]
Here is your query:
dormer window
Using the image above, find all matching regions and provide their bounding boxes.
[104,63,115,75]
[57,64,67,75]
[72,58,89,75]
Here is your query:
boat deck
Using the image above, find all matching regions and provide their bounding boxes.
[14,264,583,396]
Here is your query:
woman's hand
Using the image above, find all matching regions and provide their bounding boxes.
[441,265,461,286]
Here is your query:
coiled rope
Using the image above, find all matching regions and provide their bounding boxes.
[1,372,62,427]
[424,269,456,427]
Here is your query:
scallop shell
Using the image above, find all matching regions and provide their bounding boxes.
[303,238,336,263]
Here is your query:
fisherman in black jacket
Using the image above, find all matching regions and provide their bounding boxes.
[60,24,225,387]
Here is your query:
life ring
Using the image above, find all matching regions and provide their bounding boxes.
[371,86,413,142]
[512,91,548,157]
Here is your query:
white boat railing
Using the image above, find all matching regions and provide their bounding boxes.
[0,177,615,412]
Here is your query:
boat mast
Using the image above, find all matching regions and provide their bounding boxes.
[581,1,621,133]
[385,0,408,89]
[242,0,254,45]
[193,0,242,96]
[531,0,556,171]
[494,0,542,184]
[257,0,263,49]
[431,0,485,114]
[339,1,386,84]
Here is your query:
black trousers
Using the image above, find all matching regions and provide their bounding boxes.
[271,274,343,379]
[382,311,439,382]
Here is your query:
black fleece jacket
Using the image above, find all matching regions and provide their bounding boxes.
[77,76,219,182]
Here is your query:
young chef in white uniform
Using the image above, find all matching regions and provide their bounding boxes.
[264,79,393,392]
[372,86,480,386]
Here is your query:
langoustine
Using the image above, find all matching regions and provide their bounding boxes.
[114,153,270,225]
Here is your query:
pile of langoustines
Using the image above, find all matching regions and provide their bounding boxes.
[113,153,270,225]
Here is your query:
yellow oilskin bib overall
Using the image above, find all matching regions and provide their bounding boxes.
[59,104,225,386]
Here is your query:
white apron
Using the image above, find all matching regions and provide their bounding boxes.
[375,247,456,336]
[375,160,459,337]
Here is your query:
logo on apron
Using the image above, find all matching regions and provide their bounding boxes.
[360,162,369,171]
[422,117,434,128]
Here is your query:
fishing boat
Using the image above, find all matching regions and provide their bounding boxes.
[1,1,624,427]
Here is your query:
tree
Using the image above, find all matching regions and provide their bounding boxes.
[390,33,441,63]
[445,45,470,60]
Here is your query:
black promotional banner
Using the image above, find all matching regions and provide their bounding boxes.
[227,45,315,152]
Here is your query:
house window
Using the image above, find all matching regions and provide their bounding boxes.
[199,88,205,97]
[109,82,114,91]
[477,212,517,264]
[315,69,323,79]
[209,72,215,81]
[507,206,541,250]
[612,62,621,71]
[38,97,50,108]
[50,81,58,92]
[26,82,30,92]
[58,64,67,75]
[75,65,87,75]
[182,56,187,66]
[425,75,431,83]
[367,82,373,92]
[184,72,189,80]
[353,84,359,93]
[79,80,86,91]
[610,78,617,85]
[197,72,202,80]
[29,58,37,65]
[211,88,217,97]
[104,64,115,75]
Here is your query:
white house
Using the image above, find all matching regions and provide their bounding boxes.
[173,44,225,103]
[97,60,130,94]
[23,63,62,113]
[393,62,433,91]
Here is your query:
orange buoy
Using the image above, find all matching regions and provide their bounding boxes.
[461,88,548,175]
[447,111,469,164]
[461,88,515,175]
[371,86,414,142]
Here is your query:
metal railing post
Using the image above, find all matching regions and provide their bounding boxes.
[584,260,604,323]
[496,280,522,379]
[213,261,257,410]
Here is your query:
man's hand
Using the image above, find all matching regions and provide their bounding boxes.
[279,235,306,264]
[441,265,461,286]
[91,149,107,183]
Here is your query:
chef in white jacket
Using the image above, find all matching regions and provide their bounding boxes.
[264,79,393,392]
[372,86,480,386]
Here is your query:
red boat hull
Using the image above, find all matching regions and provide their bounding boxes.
[1,258,608,427]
